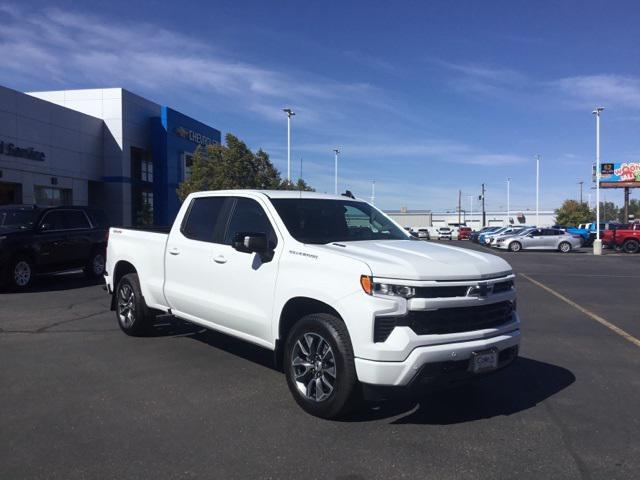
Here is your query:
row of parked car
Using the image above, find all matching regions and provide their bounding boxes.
[470,222,640,253]
[406,226,472,241]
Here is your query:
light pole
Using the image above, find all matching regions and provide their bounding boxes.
[370,180,376,205]
[536,155,540,226]
[283,108,295,182]
[333,148,340,195]
[578,181,584,204]
[593,107,604,255]
[507,178,511,225]
[468,195,473,228]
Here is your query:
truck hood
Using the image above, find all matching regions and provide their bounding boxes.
[311,240,513,281]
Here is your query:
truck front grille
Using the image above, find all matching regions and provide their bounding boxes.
[408,301,514,335]
[373,301,515,342]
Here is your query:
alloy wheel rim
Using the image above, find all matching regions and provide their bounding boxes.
[14,261,31,287]
[291,332,337,402]
[561,243,570,252]
[93,254,105,275]
[117,284,136,328]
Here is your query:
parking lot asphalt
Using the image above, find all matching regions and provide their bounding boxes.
[1,243,639,479]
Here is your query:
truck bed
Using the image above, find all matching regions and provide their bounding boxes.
[106,226,170,310]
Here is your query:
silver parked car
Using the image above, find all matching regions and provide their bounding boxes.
[495,228,582,253]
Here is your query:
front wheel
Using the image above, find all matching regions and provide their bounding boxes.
[509,241,522,252]
[284,313,360,419]
[559,242,572,253]
[622,239,639,254]
[10,256,34,290]
[115,273,154,336]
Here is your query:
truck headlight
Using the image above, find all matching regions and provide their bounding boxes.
[360,276,415,298]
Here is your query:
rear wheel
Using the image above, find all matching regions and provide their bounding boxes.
[115,273,154,336]
[509,241,522,252]
[622,239,639,254]
[558,242,571,253]
[284,313,360,419]
[84,250,106,278]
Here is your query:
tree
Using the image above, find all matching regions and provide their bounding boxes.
[554,199,592,226]
[619,199,640,222]
[592,201,620,222]
[177,133,313,201]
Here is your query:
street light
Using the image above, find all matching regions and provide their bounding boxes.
[535,155,541,227]
[333,148,340,194]
[467,195,473,227]
[506,177,511,226]
[283,108,295,182]
[592,107,604,255]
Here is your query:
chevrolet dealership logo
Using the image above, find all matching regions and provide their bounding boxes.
[174,126,218,146]
[175,127,189,139]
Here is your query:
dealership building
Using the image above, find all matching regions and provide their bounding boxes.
[0,85,221,226]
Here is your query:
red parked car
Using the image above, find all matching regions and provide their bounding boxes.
[458,226,472,240]
[602,223,640,253]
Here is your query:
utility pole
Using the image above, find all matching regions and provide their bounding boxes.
[333,148,340,195]
[480,183,486,227]
[282,108,295,182]
[592,107,604,255]
[578,181,584,204]
[468,195,473,228]
[458,189,462,225]
[536,155,540,227]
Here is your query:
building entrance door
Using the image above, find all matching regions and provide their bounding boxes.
[0,182,22,205]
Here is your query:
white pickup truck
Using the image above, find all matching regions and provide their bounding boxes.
[105,190,520,419]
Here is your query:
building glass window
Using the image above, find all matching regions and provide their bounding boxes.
[183,153,194,180]
[135,190,154,226]
[35,186,72,206]
[141,160,153,182]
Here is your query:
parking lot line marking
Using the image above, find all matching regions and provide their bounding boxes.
[520,273,640,349]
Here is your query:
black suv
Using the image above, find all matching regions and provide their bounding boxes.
[0,205,109,290]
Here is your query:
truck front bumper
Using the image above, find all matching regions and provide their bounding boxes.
[354,329,520,387]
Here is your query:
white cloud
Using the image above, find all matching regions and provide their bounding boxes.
[552,74,640,109]
[0,4,393,125]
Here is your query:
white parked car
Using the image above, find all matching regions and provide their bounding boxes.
[105,191,520,419]
[436,226,453,240]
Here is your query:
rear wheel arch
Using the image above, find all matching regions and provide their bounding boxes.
[110,261,137,310]
[276,297,344,370]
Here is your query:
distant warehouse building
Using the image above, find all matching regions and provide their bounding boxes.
[0,85,220,226]
[386,209,557,229]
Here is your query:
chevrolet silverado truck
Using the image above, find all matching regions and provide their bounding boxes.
[104,190,520,419]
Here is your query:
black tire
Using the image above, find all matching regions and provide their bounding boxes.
[9,255,34,291]
[284,313,360,419]
[115,273,154,336]
[509,241,522,252]
[558,241,572,253]
[622,239,639,254]
[84,249,106,278]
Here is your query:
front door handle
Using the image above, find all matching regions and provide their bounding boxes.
[213,255,227,264]
[168,247,180,256]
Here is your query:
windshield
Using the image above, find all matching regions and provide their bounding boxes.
[270,198,408,244]
[0,208,38,229]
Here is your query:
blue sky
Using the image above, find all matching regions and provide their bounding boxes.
[2,0,640,211]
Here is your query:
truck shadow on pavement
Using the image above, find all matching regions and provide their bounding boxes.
[348,357,576,424]
[148,318,575,425]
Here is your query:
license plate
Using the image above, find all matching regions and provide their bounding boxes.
[470,349,499,373]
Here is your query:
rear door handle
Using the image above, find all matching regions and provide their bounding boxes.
[168,247,180,256]
[213,255,227,264]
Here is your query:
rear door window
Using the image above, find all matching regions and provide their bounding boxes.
[63,210,91,229]
[181,196,229,243]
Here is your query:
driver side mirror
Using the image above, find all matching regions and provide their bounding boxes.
[232,232,269,254]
